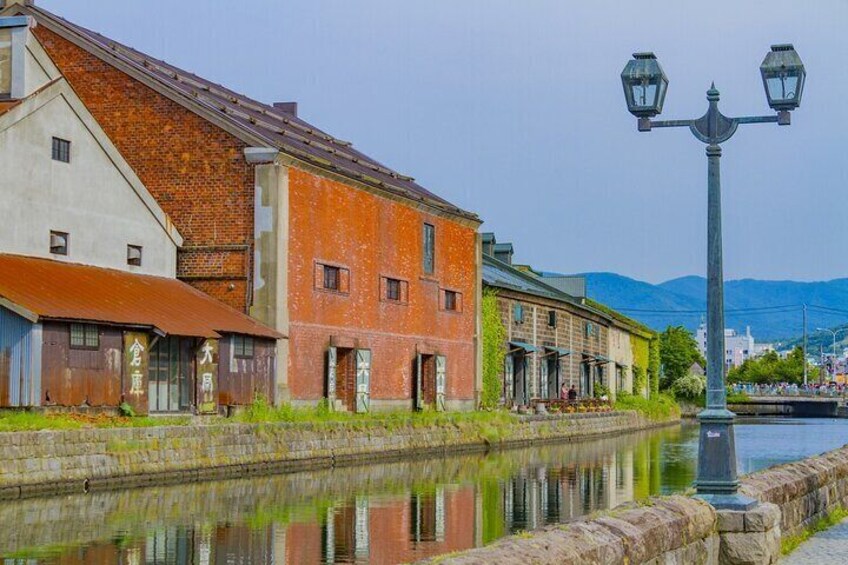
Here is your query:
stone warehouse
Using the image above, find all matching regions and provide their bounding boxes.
[1,1,483,412]
[482,234,654,405]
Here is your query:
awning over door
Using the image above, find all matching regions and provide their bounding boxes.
[544,346,571,357]
[509,341,537,354]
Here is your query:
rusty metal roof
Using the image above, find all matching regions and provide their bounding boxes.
[0,100,20,116]
[20,5,480,223]
[0,254,283,340]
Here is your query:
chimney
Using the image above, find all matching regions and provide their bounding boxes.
[0,15,34,100]
[273,102,297,117]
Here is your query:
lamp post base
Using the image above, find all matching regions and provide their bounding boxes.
[694,408,756,510]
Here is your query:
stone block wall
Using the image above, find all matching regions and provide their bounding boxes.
[0,410,669,498]
[418,496,718,565]
[740,443,848,538]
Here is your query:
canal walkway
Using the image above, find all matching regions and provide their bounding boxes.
[785,518,848,564]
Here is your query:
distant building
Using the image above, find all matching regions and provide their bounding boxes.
[695,323,772,369]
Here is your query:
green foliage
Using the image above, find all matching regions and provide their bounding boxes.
[649,337,661,398]
[726,391,750,404]
[613,392,681,421]
[593,383,611,399]
[631,335,650,396]
[118,402,136,418]
[659,326,704,390]
[728,346,808,384]
[0,411,188,432]
[670,373,706,400]
[782,505,848,555]
[481,289,507,409]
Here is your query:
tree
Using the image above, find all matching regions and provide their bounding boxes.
[659,326,704,390]
[481,289,506,409]
[728,346,807,384]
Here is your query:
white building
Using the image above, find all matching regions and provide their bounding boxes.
[696,323,772,369]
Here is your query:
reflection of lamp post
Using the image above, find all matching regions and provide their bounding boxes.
[621,45,806,510]
[816,328,845,381]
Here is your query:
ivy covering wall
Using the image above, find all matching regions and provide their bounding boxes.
[481,288,506,409]
[630,334,650,397]
[649,337,661,398]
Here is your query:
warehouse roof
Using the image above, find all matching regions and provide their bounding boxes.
[11,4,479,223]
[0,254,283,339]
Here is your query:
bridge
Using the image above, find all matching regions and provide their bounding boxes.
[728,396,842,418]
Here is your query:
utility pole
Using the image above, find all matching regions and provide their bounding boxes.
[803,304,808,386]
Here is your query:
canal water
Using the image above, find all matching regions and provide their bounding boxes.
[2,418,847,564]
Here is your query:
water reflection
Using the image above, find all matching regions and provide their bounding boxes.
[1,419,845,564]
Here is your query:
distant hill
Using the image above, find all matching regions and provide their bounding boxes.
[581,273,848,343]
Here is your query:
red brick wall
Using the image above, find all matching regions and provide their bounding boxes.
[34,27,253,312]
[288,168,477,404]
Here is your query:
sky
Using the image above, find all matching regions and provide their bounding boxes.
[36,0,848,283]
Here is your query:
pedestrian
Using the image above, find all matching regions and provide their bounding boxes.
[560,383,568,400]
[568,385,578,401]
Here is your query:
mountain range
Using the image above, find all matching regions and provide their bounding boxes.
[581,273,848,343]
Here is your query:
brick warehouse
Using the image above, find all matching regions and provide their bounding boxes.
[3,1,483,411]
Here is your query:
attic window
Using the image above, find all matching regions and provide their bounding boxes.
[127,245,143,267]
[52,137,70,163]
[50,231,68,255]
[0,28,10,96]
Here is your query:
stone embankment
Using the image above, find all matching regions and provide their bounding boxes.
[0,410,674,499]
[423,442,848,564]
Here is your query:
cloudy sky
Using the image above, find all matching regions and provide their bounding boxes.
[38,0,848,283]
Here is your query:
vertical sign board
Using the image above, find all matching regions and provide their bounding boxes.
[435,355,446,412]
[123,332,149,416]
[539,355,549,400]
[504,355,514,406]
[196,338,219,414]
[415,353,423,411]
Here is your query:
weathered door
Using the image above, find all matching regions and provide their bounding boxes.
[435,355,446,412]
[326,346,337,406]
[504,354,514,405]
[355,349,371,413]
[414,353,423,411]
[539,355,549,399]
[548,357,559,399]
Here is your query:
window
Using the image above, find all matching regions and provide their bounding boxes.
[387,278,401,301]
[70,323,99,349]
[52,137,70,163]
[585,322,595,338]
[513,303,524,324]
[324,265,340,291]
[548,310,557,328]
[422,223,435,275]
[444,290,457,311]
[50,231,68,255]
[233,335,254,358]
[127,245,143,267]
[315,262,350,294]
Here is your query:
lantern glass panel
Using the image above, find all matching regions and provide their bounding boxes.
[765,74,799,104]
[630,81,658,109]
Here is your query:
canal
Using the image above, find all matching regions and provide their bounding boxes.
[2,418,847,564]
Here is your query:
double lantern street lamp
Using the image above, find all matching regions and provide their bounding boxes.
[621,45,806,510]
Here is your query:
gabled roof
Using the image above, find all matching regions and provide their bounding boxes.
[0,254,282,339]
[0,77,183,248]
[482,254,611,322]
[11,4,479,224]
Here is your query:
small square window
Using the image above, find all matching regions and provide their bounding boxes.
[233,335,254,358]
[513,303,524,324]
[127,245,143,267]
[70,323,99,349]
[444,290,458,311]
[323,265,340,291]
[548,310,557,328]
[50,231,69,255]
[386,278,401,301]
[52,137,70,163]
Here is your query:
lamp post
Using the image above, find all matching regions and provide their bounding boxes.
[621,45,806,510]
[816,328,845,381]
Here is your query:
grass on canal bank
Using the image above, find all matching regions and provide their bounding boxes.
[781,505,848,555]
[0,395,680,432]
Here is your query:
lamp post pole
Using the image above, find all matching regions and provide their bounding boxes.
[621,44,806,510]
[816,328,845,381]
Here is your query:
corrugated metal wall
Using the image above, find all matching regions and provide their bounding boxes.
[0,306,40,407]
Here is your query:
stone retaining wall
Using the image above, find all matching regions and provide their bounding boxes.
[0,410,671,499]
[740,442,848,538]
